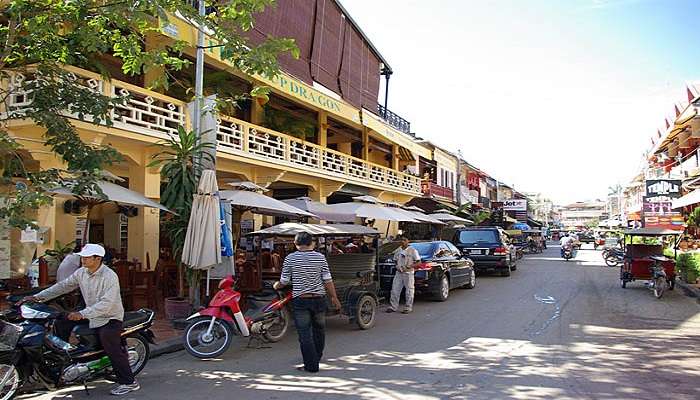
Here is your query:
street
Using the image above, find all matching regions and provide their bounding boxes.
[21,245,700,400]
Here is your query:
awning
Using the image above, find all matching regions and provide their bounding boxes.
[672,188,700,209]
[398,147,415,162]
[281,197,355,223]
[248,223,379,237]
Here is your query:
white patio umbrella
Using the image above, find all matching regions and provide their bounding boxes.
[325,201,418,222]
[429,212,473,224]
[50,180,170,245]
[281,197,355,223]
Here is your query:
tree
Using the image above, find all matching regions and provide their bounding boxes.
[0,0,297,229]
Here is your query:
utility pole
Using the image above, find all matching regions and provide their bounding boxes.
[193,0,206,169]
[456,150,462,207]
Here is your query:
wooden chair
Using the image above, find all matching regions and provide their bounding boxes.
[132,253,157,311]
[113,261,136,311]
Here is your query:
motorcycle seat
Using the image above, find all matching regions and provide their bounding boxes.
[247,290,278,302]
[72,310,153,336]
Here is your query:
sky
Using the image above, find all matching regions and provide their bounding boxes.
[340,0,700,205]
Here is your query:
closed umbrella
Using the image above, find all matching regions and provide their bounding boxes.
[282,197,355,223]
[182,170,221,269]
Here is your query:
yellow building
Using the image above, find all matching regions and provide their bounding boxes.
[4,4,429,270]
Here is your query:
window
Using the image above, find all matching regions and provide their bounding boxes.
[458,230,499,244]
[434,242,452,258]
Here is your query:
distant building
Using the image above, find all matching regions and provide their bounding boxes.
[560,201,607,228]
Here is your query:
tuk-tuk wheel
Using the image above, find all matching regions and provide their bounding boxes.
[620,279,627,288]
[355,294,377,330]
[668,278,675,291]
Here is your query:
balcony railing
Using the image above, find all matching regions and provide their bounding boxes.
[421,181,454,200]
[377,104,412,135]
[4,66,420,195]
[217,115,420,194]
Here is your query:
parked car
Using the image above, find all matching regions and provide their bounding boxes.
[378,240,476,301]
[448,227,517,277]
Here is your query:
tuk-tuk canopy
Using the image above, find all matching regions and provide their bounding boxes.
[247,223,380,237]
[622,228,683,237]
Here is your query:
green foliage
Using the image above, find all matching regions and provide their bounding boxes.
[0,0,297,230]
[686,207,700,227]
[472,210,491,225]
[263,107,317,141]
[676,252,700,283]
[43,240,76,261]
[585,218,600,229]
[148,126,215,263]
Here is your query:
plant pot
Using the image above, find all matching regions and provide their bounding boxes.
[164,297,191,320]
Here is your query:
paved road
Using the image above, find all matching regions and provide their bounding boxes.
[22,245,700,400]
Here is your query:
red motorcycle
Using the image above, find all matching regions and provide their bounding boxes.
[183,275,292,359]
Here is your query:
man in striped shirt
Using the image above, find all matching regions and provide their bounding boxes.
[274,232,341,373]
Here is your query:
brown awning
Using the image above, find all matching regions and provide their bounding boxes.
[398,147,415,162]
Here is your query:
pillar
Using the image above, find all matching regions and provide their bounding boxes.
[34,155,73,256]
[318,111,328,147]
[251,95,265,125]
[127,163,160,268]
[392,144,400,170]
[362,128,369,160]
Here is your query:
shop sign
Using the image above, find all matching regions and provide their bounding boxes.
[645,179,681,200]
[467,173,480,190]
[503,199,527,211]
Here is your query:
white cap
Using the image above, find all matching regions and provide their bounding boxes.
[76,243,106,258]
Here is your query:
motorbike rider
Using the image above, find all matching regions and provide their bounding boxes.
[19,244,140,396]
[560,233,575,257]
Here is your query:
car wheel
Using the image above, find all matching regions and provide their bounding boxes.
[434,275,450,301]
[463,269,476,289]
[511,263,517,271]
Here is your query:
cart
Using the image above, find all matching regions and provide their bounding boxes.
[620,228,682,298]
[242,223,381,330]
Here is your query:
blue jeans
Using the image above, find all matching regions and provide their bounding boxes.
[292,297,327,372]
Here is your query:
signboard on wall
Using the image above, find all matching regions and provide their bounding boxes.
[643,179,684,230]
[503,199,527,211]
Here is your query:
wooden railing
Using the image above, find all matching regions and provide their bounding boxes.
[4,66,188,138]
[217,115,421,194]
[4,66,420,195]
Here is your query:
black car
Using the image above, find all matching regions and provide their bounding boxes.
[378,241,476,302]
[448,227,517,277]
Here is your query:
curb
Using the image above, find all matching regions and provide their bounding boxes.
[676,280,700,303]
[151,336,184,358]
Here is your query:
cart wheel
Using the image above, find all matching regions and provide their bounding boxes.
[355,295,377,330]
[668,278,675,291]
[620,279,626,288]
[654,277,666,299]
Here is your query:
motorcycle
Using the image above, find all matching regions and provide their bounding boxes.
[183,275,292,359]
[604,248,624,267]
[562,244,574,261]
[0,303,154,399]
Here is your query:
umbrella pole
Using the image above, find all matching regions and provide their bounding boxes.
[82,205,93,247]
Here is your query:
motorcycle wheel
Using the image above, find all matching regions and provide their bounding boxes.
[0,364,19,400]
[262,307,291,343]
[184,316,233,359]
[604,256,619,267]
[126,334,150,376]
[654,277,666,299]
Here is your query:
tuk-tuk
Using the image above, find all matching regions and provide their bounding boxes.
[620,228,682,299]
[523,230,545,252]
[242,223,380,329]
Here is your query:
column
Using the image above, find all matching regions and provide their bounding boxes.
[392,144,400,170]
[362,128,369,160]
[318,111,328,147]
[127,164,160,267]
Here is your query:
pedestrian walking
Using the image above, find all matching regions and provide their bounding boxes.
[387,236,420,314]
[274,232,342,373]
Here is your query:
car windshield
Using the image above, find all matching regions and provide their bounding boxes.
[458,230,498,244]
[409,243,435,258]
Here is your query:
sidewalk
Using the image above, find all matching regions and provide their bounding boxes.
[149,314,184,357]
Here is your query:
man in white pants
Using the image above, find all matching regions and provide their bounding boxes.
[387,236,421,314]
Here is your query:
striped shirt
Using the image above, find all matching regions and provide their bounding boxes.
[280,250,333,298]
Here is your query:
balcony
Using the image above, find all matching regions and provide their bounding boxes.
[377,104,412,135]
[4,67,421,195]
[421,181,454,200]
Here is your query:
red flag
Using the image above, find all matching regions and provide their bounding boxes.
[675,104,681,118]
[688,86,696,102]
[665,119,670,129]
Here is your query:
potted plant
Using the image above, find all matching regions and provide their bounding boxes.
[149,126,214,319]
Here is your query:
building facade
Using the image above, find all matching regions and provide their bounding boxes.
[560,201,607,228]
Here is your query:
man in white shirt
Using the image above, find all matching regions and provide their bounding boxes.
[56,252,81,282]
[387,236,421,314]
[560,234,574,257]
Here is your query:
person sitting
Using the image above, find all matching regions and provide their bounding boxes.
[330,242,344,255]
[344,239,359,253]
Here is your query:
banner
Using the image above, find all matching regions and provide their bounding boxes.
[503,199,527,211]
[643,179,684,230]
